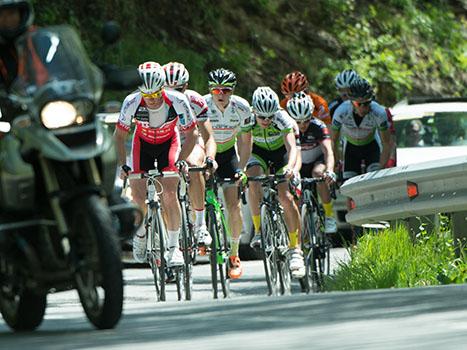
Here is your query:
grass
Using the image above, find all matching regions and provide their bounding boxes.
[325,222,467,291]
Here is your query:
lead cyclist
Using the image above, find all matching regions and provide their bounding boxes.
[163,62,217,248]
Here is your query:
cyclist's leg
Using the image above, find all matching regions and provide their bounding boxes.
[129,136,158,262]
[217,147,243,279]
[365,139,382,173]
[159,134,184,267]
[312,160,336,233]
[246,154,267,248]
[186,143,211,246]
[342,141,360,211]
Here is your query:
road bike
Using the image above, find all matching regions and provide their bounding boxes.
[298,177,332,293]
[248,174,291,296]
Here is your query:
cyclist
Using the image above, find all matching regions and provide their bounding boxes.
[245,86,304,278]
[329,69,360,119]
[279,71,331,126]
[286,92,337,234]
[163,61,217,248]
[331,77,391,182]
[115,61,199,266]
[203,68,252,279]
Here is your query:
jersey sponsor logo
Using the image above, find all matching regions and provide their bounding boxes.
[190,95,205,108]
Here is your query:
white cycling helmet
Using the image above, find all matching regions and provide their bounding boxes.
[137,61,165,94]
[335,69,359,89]
[252,86,279,116]
[163,61,190,87]
[286,92,315,121]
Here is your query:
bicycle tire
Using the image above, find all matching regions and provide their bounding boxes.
[276,212,291,295]
[314,206,328,290]
[207,207,220,299]
[147,209,161,301]
[260,204,279,296]
[154,207,166,302]
[180,202,193,301]
[299,203,320,293]
[218,208,230,298]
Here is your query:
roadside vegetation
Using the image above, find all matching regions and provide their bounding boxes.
[325,219,467,291]
[33,0,466,105]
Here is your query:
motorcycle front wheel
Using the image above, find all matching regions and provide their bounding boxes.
[70,194,123,330]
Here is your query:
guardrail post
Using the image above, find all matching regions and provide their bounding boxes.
[451,211,467,256]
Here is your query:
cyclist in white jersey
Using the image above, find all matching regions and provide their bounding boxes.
[163,62,217,248]
[115,61,198,266]
[331,78,391,180]
[203,68,253,279]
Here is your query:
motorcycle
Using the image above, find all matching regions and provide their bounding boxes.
[0,25,138,331]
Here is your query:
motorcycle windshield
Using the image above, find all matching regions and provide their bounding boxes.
[10,25,103,105]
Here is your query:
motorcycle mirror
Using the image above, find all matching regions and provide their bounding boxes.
[101,64,142,91]
[101,21,121,45]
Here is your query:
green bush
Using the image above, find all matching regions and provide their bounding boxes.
[326,224,467,291]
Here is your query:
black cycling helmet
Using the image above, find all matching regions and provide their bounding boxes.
[208,68,237,88]
[349,77,374,100]
[0,0,34,44]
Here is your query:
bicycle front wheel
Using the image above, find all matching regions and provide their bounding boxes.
[276,213,291,296]
[207,208,229,299]
[180,202,193,301]
[260,204,279,296]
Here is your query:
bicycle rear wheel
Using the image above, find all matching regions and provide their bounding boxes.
[276,213,291,295]
[260,204,279,296]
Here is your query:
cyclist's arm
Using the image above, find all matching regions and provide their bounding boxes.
[237,131,252,171]
[179,126,199,161]
[379,129,391,168]
[320,138,335,173]
[114,127,128,167]
[331,128,341,165]
[283,131,297,170]
[198,119,216,160]
[294,148,302,174]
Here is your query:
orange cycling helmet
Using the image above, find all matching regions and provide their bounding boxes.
[281,71,309,95]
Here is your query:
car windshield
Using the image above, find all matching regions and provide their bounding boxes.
[394,112,467,147]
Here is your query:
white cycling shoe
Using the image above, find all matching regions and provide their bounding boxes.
[167,247,184,267]
[250,233,262,249]
[196,225,212,246]
[324,217,337,234]
[288,248,305,279]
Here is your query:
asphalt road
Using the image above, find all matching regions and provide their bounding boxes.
[2,248,467,350]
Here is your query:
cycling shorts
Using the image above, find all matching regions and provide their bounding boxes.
[247,144,288,174]
[215,146,239,180]
[343,139,380,180]
[299,154,325,178]
[131,133,180,173]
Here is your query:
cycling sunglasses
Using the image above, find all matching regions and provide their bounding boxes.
[210,87,233,95]
[256,114,274,121]
[141,90,163,99]
[352,99,372,107]
[297,118,312,125]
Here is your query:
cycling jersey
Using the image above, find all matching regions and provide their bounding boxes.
[244,109,298,151]
[280,92,331,125]
[331,100,389,145]
[117,89,196,144]
[180,88,208,146]
[299,118,330,164]
[203,94,252,153]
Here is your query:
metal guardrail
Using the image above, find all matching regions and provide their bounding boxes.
[339,155,467,226]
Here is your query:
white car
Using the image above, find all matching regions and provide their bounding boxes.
[390,97,467,165]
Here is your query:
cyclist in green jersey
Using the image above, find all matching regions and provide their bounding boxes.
[245,86,304,278]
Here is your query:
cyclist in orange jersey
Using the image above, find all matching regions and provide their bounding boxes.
[279,71,331,126]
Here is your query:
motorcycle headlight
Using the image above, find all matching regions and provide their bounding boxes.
[41,101,77,129]
[40,100,93,129]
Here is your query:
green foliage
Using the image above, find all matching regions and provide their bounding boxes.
[33,0,466,105]
[326,223,467,291]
